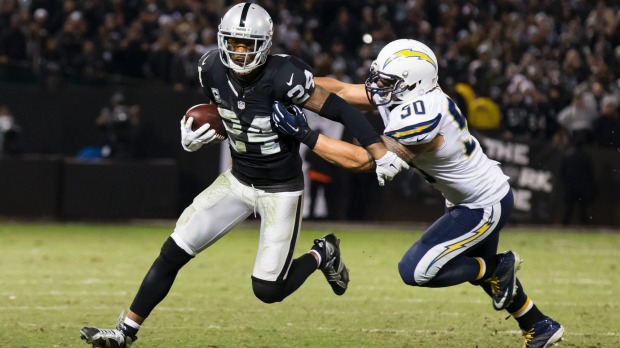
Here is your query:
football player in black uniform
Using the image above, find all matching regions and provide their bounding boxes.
[80,3,409,347]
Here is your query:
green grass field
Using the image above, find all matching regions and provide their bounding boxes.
[0,222,618,348]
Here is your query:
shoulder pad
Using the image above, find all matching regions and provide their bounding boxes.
[269,56,315,104]
[198,49,220,88]
[198,48,218,67]
[384,91,445,145]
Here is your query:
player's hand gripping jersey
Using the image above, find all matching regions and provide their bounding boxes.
[198,50,315,191]
[379,88,510,208]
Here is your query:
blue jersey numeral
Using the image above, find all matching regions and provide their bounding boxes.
[447,97,466,130]
[463,139,476,157]
[401,100,426,119]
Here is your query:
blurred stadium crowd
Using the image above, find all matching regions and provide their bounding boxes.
[1,0,619,148]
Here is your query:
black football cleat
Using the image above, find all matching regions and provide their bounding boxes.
[80,312,137,348]
[487,250,522,310]
[312,234,350,295]
[522,317,565,348]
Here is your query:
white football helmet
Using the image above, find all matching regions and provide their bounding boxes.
[218,3,273,75]
[365,39,438,106]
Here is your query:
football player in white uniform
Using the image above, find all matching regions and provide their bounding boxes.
[273,39,564,348]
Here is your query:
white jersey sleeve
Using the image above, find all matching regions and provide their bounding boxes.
[383,88,510,208]
[383,93,443,146]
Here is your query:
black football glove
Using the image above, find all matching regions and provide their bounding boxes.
[272,101,319,148]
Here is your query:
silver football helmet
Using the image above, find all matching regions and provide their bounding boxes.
[365,39,438,106]
[218,3,273,75]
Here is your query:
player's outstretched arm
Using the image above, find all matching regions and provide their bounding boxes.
[272,101,412,184]
[272,101,373,171]
[312,134,375,172]
[302,85,387,160]
[314,77,373,110]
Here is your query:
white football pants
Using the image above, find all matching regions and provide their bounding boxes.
[171,169,304,282]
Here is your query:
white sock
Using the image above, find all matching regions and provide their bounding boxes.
[124,317,141,330]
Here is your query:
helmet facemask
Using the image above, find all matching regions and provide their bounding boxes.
[365,65,408,106]
[218,33,272,75]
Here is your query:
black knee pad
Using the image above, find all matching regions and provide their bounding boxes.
[160,236,193,266]
[251,277,286,304]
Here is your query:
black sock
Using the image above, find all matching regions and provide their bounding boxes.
[121,324,139,337]
[482,255,498,279]
[516,304,545,331]
[505,279,546,330]
[283,253,318,296]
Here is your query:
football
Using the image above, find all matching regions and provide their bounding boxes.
[185,104,227,139]
[380,135,415,164]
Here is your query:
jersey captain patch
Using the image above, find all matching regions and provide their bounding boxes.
[211,88,222,103]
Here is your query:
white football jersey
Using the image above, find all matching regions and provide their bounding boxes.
[379,87,510,208]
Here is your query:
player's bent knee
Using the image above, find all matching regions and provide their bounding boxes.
[398,261,420,286]
[251,278,286,304]
[398,261,437,287]
[161,237,194,266]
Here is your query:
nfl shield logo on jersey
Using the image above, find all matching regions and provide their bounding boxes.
[237,100,246,110]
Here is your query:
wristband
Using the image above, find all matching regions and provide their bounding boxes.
[297,127,319,149]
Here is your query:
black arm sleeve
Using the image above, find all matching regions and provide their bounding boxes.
[318,93,381,147]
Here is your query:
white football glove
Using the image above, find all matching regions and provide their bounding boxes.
[375,151,410,186]
[180,117,221,152]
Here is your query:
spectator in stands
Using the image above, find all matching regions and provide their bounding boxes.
[0,13,26,63]
[115,21,148,78]
[275,10,300,53]
[26,8,49,70]
[557,85,599,145]
[326,38,352,78]
[586,0,617,41]
[0,105,21,155]
[593,94,620,148]
[544,84,570,138]
[298,29,321,65]
[96,92,141,159]
[73,39,106,83]
[501,90,534,141]
[323,7,361,56]
[560,137,594,225]
[40,35,63,88]
[468,43,501,98]
[0,0,618,149]
[146,30,177,83]
[171,38,202,91]
[57,11,87,78]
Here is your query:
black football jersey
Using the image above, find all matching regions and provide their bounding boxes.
[198,50,316,192]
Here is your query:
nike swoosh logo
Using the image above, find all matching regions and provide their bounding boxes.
[389,164,398,169]
[417,134,429,142]
[286,73,294,86]
[493,293,510,309]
